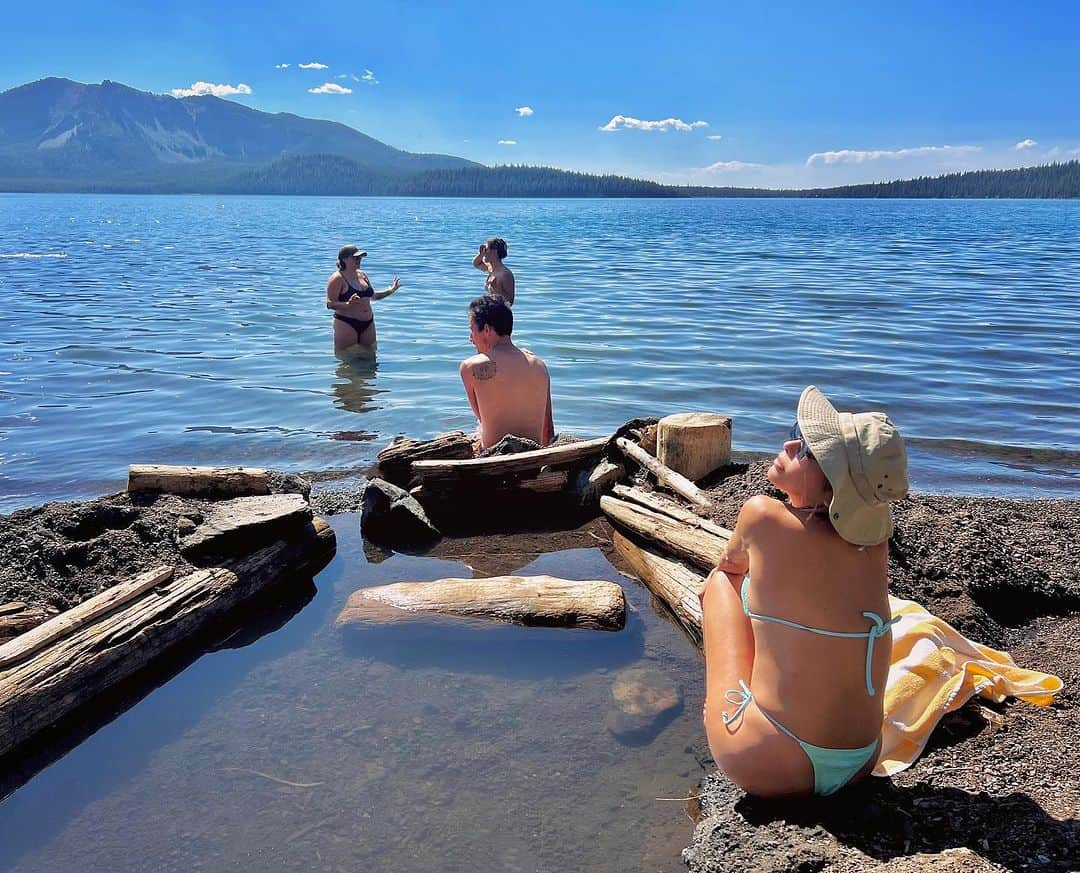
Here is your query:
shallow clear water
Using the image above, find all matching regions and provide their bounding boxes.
[0,519,708,873]
[1,194,1078,871]
[1,194,1079,511]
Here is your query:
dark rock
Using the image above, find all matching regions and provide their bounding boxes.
[360,478,440,549]
[267,471,312,500]
[478,435,542,457]
[179,494,313,560]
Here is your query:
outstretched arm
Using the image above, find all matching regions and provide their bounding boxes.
[372,276,401,300]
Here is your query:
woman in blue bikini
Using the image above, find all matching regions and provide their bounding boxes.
[700,386,908,797]
[326,244,402,356]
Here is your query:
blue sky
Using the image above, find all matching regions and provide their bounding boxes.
[3,1,1079,188]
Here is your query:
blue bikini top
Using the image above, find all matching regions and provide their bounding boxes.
[741,575,898,697]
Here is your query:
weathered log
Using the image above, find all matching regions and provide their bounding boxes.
[0,566,174,670]
[517,469,569,493]
[600,495,728,571]
[375,431,475,486]
[0,604,60,645]
[180,494,313,558]
[576,460,627,505]
[611,485,732,541]
[612,531,704,648]
[614,437,714,510]
[0,517,335,759]
[657,413,732,481]
[336,575,626,631]
[411,436,608,484]
[127,464,270,498]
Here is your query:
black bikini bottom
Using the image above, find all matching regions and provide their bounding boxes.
[335,313,374,336]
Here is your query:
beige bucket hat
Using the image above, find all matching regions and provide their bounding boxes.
[796,386,909,546]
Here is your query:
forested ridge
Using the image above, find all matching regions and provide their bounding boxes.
[4,154,1078,198]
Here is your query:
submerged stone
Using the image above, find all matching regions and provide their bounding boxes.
[605,665,683,746]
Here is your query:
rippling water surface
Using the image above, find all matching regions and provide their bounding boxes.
[0,194,1078,872]
[1,194,1078,509]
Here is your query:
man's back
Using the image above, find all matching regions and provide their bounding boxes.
[462,341,552,448]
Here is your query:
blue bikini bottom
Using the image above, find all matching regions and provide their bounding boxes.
[724,681,879,797]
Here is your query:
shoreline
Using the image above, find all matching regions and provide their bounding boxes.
[1,464,1077,871]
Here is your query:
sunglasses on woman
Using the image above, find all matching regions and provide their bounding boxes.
[790,422,814,460]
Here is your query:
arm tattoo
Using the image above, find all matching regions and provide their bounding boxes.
[473,360,496,381]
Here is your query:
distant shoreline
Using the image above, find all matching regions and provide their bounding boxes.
[3,158,1079,199]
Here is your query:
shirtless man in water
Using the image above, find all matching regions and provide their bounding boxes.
[471,237,515,306]
[460,296,553,449]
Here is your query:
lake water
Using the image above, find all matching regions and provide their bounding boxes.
[1,194,1078,510]
[0,195,1078,871]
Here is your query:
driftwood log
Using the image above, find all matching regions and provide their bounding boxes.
[614,438,714,510]
[336,575,627,631]
[611,485,732,542]
[375,431,475,486]
[0,517,335,759]
[411,437,608,485]
[127,464,270,498]
[613,532,705,648]
[656,413,732,481]
[0,566,174,670]
[0,604,60,645]
[600,494,728,572]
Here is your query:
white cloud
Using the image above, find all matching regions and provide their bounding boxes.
[1014,138,1038,151]
[336,73,348,79]
[309,82,352,95]
[498,139,517,145]
[706,135,723,141]
[702,160,765,172]
[361,69,378,85]
[805,144,981,166]
[299,62,329,70]
[599,115,709,133]
[515,106,534,117]
[274,63,289,69]
[170,81,252,98]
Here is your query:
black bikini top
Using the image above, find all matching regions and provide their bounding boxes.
[339,272,374,301]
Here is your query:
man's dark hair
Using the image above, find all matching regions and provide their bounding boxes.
[469,296,513,336]
[485,237,508,260]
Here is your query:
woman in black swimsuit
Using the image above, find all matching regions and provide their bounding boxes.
[326,244,401,356]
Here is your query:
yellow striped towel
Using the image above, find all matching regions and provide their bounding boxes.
[874,595,1063,777]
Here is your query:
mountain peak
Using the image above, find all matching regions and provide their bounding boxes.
[0,76,478,184]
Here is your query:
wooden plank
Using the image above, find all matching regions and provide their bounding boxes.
[0,566,174,670]
[615,437,714,510]
[613,532,704,648]
[411,436,608,481]
[600,495,728,571]
[0,518,335,759]
[127,464,270,498]
[336,575,626,631]
[611,485,732,540]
